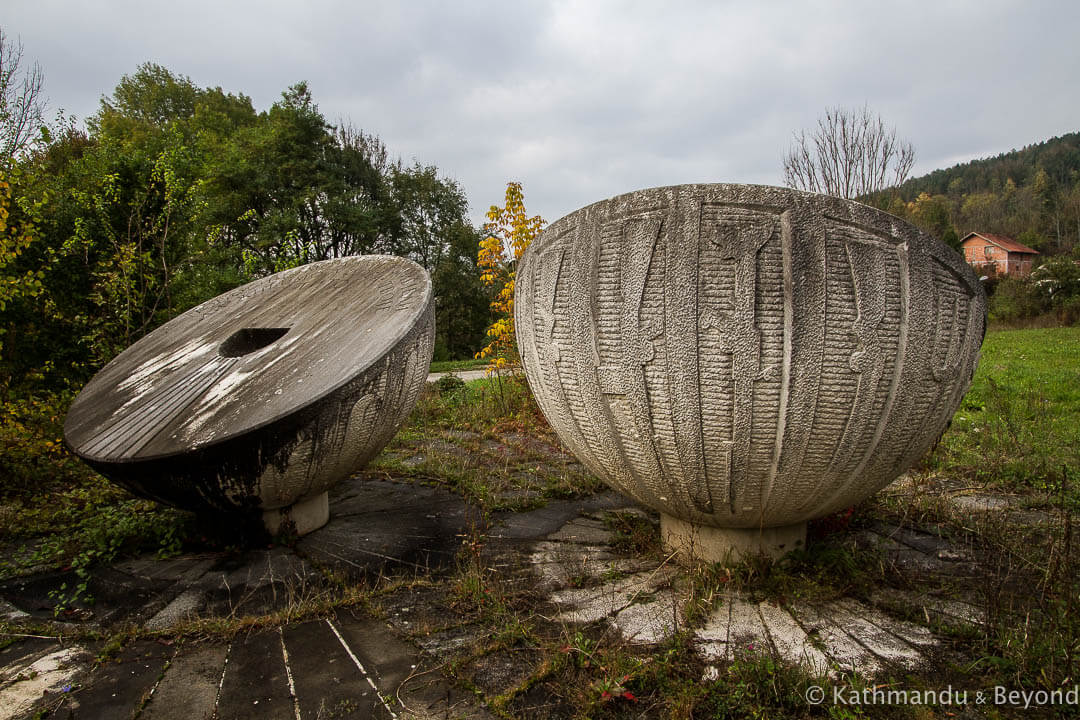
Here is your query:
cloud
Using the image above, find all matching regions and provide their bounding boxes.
[5,0,1079,225]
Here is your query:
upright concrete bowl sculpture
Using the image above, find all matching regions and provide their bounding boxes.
[515,184,986,561]
[64,256,434,536]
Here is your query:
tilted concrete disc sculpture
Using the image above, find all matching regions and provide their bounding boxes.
[64,256,434,536]
[515,184,986,562]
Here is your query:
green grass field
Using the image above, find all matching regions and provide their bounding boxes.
[929,326,1080,496]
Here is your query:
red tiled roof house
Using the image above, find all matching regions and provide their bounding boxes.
[959,232,1039,276]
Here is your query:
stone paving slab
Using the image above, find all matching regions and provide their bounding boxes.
[0,599,30,623]
[142,643,226,720]
[550,566,683,644]
[872,587,987,627]
[146,588,205,631]
[527,541,647,592]
[298,478,482,578]
[62,640,173,719]
[332,608,495,718]
[786,601,885,676]
[0,643,90,720]
[547,517,613,545]
[12,607,497,720]
[532,510,960,680]
[216,629,296,720]
[284,619,388,719]
[0,636,59,684]
[854,526,979,577]
[488,491,628,542]
[756,600,831,676]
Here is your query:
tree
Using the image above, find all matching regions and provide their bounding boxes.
[476,182,545,371]
[783,105,915,199]
[0,168,49,361]
[388,162,490,359]
[207,82,402,276]
[906,192,959,248]
[4,61,495,389]
[1,65,260,387]
[431,222,490,360]
[0,28,46,166]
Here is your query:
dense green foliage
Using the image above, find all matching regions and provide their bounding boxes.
[0,63,490,401]
[859,131,1080,327]
[982,252,1080,326]
[878,131,1080,255]
[0,59,495,518]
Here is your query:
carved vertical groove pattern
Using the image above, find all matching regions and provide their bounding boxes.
[517,185,986,529]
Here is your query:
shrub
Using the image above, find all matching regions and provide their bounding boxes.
[435,373,466,396]
[0,390,89,499]
[987,275,1047,323]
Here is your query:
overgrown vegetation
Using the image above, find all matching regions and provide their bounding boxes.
[2,327,1078,717]
[981,255,1080,327]
[0,383,191,609]
[840,326,1080,703]
[928,326,1080,495]
[371,374,604,511]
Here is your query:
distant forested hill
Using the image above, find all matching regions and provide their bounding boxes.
[878,132,1080,255]
[900,132,1080,199]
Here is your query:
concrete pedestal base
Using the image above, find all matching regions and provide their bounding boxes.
[661,514,806,564]
[263,492,329,537]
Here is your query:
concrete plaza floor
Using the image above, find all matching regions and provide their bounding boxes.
[1,465,1012,719]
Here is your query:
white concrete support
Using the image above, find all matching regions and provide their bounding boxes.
[263,491,329,536]
[661,514,806,564]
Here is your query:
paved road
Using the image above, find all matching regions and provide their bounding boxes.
[427,365,523,383]
[426,369,488,382]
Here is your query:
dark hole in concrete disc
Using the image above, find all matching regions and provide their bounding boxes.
[219,327,291,357]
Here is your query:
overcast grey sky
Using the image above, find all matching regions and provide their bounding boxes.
[6,1,1078,226]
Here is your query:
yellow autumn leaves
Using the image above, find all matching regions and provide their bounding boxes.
[0,174,48,324]
[475,182,545,372]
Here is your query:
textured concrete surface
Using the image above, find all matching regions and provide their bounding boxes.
[515,184,986,556]
[64,256,435,535]
[535,510,962,679]
[661,514,806,561]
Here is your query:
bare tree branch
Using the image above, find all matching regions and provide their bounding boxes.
[782,104,914,199]
[0,27,46,166]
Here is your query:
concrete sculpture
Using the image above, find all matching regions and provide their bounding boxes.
[515,184,986,561]
[64,256,434,536]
